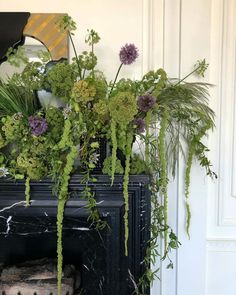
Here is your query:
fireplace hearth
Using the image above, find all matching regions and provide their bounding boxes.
[0,175,150,295]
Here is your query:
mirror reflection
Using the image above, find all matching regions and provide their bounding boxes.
[0,37,49,81]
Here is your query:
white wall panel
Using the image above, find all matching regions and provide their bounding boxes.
[207,240,236,295]
[208,0,236,236]
[207,0,236,294]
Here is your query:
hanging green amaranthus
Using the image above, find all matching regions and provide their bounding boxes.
[158,108,169,253]
[184,121,213,237]
[25,176,30,206]
[123,132,133,256]
[57,144,77,295]
[110,119,117,185]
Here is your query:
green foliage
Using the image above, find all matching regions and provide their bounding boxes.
[0,83,41,117]
[109,91,138,124]
[0,132,5,149]
[79,51,97,71]
[86,71,108,101]
[93,99,109,122]
[9,61,45,91]
[114,78,138,94]
[141,69,167,96]
[85,29,101,46]
[58,15,77,35]
[130,154,147,175]
[184,122,215,237]
[45,61,77,102]
[5,46,29,67]
[17,152,48,180]
[45,106,64,142]
[102,156,124,176]
[2,114,28,141]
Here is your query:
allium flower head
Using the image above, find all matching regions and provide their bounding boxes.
[134,118,146,133]
[0,167,9,178]
[119,43,138,65]
[137,94,156,112]
[28,116,48,136]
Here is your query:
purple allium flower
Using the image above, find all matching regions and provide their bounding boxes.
[134,118,146,133]
[119,43,138,65]
[137,94,156,113]
[28,116,48,136]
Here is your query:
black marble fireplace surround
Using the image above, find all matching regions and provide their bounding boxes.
[0,175,150,295]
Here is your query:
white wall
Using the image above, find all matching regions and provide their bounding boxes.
[1,1,235,294]
[207,0,236,294]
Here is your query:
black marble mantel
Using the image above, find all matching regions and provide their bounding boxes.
[0,174,151,295]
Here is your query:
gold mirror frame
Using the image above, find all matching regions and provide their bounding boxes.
[23,13,69,61]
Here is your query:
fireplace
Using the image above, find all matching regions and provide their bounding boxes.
[0,175,150,295]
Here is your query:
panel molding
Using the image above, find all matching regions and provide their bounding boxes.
[208,0,236,229]
[207,238,236,252]
[217,0,236,226]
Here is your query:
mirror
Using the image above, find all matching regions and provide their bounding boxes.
[0,37,48,81]
[0,13,69,108]
[0,13,68,66]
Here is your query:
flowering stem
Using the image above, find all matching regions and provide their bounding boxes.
[174,64,202,86]
[69,33,82,79]
[108,63,123,97]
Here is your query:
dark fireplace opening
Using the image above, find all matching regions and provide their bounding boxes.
[0,216,110,295]
[0,175,151,295]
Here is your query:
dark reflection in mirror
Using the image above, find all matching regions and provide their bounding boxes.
[0,12,30,64]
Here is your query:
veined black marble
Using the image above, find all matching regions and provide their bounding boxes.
[0,175,150,295]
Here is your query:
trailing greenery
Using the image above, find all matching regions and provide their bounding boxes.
[57,144,77,295]
[123,132,133,256]
[184,121,214,237]
[110,119,117,185]
[0,15,216,295]
[25,176,31,206]
[157,107,169,253]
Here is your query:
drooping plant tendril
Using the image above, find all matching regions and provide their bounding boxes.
[158,108,169,253]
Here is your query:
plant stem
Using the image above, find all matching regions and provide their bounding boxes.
[108,63,123,97]
[69,33,82,79]
[174,64,202,86]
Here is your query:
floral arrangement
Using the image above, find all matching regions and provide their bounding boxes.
[0,15,216,295]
